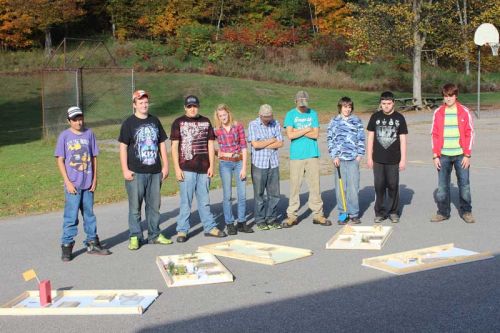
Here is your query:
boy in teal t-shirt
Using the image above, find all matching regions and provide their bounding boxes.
[282,91,332,228]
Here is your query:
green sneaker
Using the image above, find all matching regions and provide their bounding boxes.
[152,233,173,245]
[256,223,270,231]
[268,222,282,230]
[128,236,140,250]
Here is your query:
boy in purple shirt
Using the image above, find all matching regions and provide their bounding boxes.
[55,106,111,261]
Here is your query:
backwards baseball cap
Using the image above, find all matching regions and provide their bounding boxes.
[295,90,309,107]
[259,104,273,117]
[132,90,149,101]
[67,106,83,119]
[184,95,200,107]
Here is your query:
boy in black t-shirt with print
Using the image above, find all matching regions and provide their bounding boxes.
[366,91,408,223]
[170,95,227,243]
[118,90,173,250]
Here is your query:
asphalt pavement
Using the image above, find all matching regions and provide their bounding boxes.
[1,110,499,333]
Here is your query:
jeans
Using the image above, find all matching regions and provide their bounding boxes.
[176,171,217,234]
[373,162,400,217]
[251,165,280,224]
[436,154,472,217]
[125,172,162,242]
[334,160,360,218]
[287,158,323,217]
[219,160,246,224]
[61,188,97,245]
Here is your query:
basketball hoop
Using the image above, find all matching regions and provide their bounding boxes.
[473,23,499,119]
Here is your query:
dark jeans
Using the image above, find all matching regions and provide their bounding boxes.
[125,172,162,242]
[251,165,280,224]
[436,154,472,217]
[373,162,399,217]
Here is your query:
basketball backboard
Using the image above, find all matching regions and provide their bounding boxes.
[474,23,499,46]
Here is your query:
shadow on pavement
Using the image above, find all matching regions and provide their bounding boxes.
[139,255,499,333]
[432,184,464,217]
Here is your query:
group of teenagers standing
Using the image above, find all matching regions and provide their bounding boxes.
[54,83,475,260]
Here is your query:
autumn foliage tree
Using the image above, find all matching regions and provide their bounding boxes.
[0,0,34,49]
[309,0,350,35]
[0,0,85,54]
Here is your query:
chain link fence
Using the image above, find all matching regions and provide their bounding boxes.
[42,68,134,138]
[0,72,43,145]
[41,69,79,137]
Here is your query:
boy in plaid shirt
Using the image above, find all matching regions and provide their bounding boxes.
[247,104,284,230]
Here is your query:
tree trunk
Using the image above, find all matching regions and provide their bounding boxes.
[463,0,470,75]
[456,0,470,75]
[215,0,224,41]
[413,42,423,108]
[412,0,423,108]
[308,1,317,35]
[44,27,52,58]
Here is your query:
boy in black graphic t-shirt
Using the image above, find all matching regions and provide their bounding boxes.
[367,91,408,223]
[118,90,173,250]
[170,95,227,243]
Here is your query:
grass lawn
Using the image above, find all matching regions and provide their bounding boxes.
[1,72,499,218]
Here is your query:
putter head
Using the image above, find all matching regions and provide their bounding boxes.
[339,213,348,222]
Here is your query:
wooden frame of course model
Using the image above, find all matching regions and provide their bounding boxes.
[0,289,159,315]
[362,243,493,275]
[156,253,233,287]
[326,225,393,250]
[198,239,313,265]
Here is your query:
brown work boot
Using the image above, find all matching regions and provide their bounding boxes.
[282,216,298,228]
[462,212,476,224]
[430,214,449,223]
[176,232,188,243]
[204,228,227,238]
[312,215,332,226]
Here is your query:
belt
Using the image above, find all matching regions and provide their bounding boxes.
[219,156,242,162]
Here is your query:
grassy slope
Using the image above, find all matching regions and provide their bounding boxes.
[0,72,499,218]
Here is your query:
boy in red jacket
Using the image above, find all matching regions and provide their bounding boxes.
[431,83,475,223]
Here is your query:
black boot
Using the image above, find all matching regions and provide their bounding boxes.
[61,243,74,262]
[237,222,254,233]
[86,236,111,255]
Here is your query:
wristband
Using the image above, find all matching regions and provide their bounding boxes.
[432,156,439,160]
[464,154,471,158]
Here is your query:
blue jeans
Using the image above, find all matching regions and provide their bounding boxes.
[176,171,217,234]
[219,160,246,224]
[251,165,280,224]
[125,172,162,242]
[61,188,97,245]
[334,160,360,218]
[436,154,472,217]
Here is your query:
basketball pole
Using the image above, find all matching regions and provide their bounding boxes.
[477,46,480,119]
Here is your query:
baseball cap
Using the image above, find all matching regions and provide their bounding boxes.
[132,90,149,101]
[67,106,83,119]
[184,95,200,107]
[295,90,309,107]
[259,104,273,117]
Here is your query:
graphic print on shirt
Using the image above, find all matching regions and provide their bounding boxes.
[375,118,400,149]
[294,115,313,129]
[67,139,91,172]
[180,121,209,160]
[134,124,159,165]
